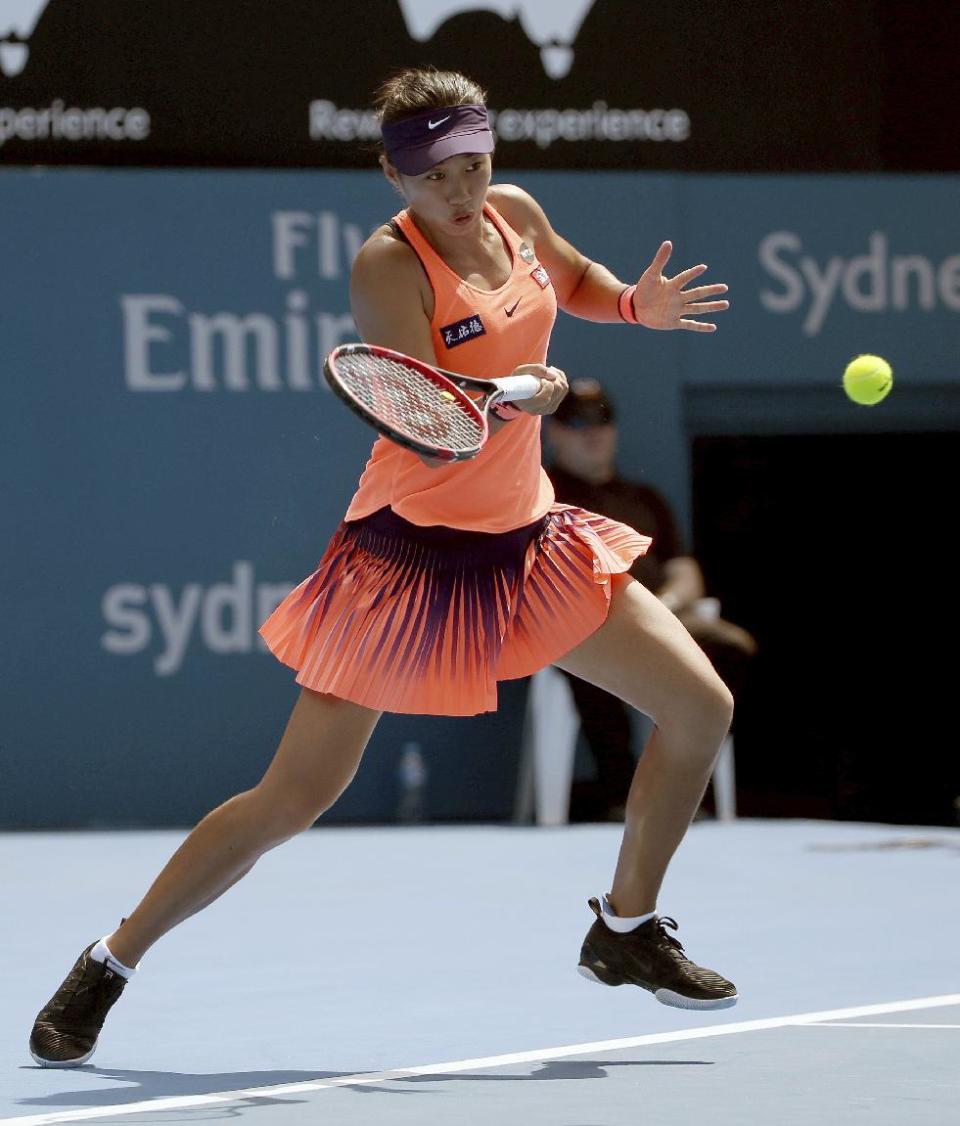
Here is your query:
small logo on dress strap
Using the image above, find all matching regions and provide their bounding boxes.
[518,242,536,263]
[531,265,551,289]
[505,298,522,317]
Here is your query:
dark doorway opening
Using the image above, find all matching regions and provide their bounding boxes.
[693,432,957,826]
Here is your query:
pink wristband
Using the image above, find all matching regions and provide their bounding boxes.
[618,284,639,324]
[490,400,522,421]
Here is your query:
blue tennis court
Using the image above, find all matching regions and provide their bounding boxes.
[5,817,958,1125]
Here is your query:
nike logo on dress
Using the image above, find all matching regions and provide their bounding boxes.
[428,116,451,129]
[505,299,521,317]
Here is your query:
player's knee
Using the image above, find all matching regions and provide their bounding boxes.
[264,799,320,842]
[662,671,733,759]
[308,770,360,823]
[698,673,734,740]
[711,676,735,732]
[255,773,358,840]
[695,678,734,771]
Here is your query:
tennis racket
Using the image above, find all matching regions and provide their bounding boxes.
[323,343,541,462]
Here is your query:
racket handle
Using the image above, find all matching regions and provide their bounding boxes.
[493,374,541,402]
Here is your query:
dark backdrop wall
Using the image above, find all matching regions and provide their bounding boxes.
[0,0,955,170]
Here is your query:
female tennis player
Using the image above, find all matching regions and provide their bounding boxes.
[30,67,735,1067]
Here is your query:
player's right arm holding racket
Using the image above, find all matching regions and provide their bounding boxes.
[349,226,566,466]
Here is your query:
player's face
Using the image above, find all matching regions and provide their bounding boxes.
[395,153,493,235]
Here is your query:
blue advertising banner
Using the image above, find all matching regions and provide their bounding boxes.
[2,168,959,826]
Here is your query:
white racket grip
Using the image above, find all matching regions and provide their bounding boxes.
[492,374,541,402]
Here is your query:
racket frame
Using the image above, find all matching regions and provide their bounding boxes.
[325,343,513,462]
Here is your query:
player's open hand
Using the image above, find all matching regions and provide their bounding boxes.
[632,241,729,332]
[511,363,568,416]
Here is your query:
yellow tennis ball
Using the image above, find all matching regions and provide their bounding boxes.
[843,354,893,405]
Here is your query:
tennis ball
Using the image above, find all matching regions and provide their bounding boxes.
[843,354,893,405]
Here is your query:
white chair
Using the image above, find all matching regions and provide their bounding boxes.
[514,600,738,826]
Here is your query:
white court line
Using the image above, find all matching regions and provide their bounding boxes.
[7,993,960,1126]
[807,1022,960,1029]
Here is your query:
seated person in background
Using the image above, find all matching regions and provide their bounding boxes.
[545,379,757,820]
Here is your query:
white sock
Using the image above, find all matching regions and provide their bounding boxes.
[600,894,657,933]
[89,937,137,979]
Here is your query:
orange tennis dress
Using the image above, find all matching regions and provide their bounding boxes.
[259,202,650,714]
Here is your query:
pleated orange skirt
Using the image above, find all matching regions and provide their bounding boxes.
[258,503,650,715]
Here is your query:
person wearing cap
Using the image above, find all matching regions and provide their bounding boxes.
[30,67,735,1068]
[546,379,757,821]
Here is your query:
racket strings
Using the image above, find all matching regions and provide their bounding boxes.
[334,353,484,451]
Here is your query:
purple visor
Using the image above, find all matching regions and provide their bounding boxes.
[380,104,494,176]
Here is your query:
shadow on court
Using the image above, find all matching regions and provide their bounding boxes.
[16,1059,713,1111]
[15,1071,341,1110]
[403,1060,714,1082]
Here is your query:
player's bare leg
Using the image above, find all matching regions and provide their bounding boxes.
[557,572,737,1009]
[107,689,381,966]
[30,689,380,1066]
[556,572,733,916]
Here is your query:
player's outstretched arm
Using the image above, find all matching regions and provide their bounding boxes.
[490,185,729,332]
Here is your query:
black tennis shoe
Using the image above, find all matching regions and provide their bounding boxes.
[578,897,738,1010]
[30,943,128,1067]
